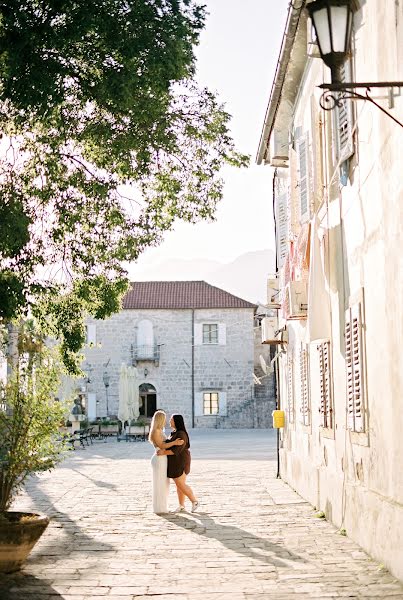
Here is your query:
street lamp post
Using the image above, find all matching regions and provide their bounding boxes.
[307,0,403,127]
[102,372,110,416]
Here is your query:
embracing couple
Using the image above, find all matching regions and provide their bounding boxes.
[148,410,199,515]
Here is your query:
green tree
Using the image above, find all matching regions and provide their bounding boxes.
[0,0,248,372]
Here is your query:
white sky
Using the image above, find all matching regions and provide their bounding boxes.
[128,0,289,272]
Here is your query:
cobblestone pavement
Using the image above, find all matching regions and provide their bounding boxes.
[0,430,402,600]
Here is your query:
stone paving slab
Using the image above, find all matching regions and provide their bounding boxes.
[0,429,402,599]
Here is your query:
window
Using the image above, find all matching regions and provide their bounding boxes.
[203,323,218,344]
[318,341,333,429]
[345,301,366,433]
[287,352,295,424]
[300,346,310,426]
[203,392,219,415]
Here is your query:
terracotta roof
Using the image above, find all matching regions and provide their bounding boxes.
[123,281,257,310]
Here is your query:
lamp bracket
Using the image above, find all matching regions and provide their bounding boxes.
[318,81,403,128]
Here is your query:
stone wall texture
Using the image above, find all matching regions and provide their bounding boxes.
[77,307,275,428]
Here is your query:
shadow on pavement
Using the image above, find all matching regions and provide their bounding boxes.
[21,476,114,559]
[70,468,117,490]
[162,512,307,568]
[0,573,63,599]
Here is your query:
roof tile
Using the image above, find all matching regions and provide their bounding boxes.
[123,281,256,310]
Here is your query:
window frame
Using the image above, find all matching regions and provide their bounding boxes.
[345,292,368,442]
[318,340,334,431]
[203,391,220,415]
[300,345,311,427]
[202,323,219,345]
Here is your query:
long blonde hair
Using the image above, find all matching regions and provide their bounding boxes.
[148,410,166,444]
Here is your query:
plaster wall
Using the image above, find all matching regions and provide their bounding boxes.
[275,0,403,580]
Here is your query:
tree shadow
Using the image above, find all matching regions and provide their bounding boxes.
[18,476,114,560]
[162,512,307,568]
[70,468,117,490]
[0,573,63,599]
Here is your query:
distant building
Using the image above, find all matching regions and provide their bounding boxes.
[78,281,274,428]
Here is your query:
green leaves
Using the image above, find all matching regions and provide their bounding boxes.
[0,1,248,372]
[0,350,68,512]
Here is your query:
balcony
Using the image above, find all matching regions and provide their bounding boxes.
[131,344,160,366]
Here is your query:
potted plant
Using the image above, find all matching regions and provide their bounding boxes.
[0,349,67,573]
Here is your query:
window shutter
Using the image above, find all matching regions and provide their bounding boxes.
[300,346,310,425]
[297,135,310,222]
[194,324,202,346]
[86,324,96,345]
[287,352,294,423]
[345,303,365,432]
[219,392,227,416]
[87,392,97,421]
[194,392,204,417]
[336,60,355,162]
[218,323,226,346]
[318,341,332,428]
[276,191,288,269]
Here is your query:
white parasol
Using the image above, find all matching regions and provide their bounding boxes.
[126,366,139,435]
[118,363,130,432]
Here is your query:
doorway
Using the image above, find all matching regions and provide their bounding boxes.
[139,383,157,418]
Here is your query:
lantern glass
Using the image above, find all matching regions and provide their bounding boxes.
[308,0,353,73]
[312,7,332,55]
[330,5,349,52]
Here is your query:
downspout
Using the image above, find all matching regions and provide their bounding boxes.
[191,309,195,428]
[272,168,281,478]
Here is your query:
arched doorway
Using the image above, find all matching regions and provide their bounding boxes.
[139,383,157,418]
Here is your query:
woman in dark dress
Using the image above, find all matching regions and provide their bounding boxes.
[157,414,199,513]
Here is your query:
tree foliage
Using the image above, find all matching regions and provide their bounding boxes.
[0,0,248,372]
[0,348,68,513]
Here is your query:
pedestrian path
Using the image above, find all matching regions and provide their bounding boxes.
[0,430,402,599]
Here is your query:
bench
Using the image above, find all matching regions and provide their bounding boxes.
[64,427,94,450]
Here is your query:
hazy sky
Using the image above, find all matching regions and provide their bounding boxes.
[128,0,289,274]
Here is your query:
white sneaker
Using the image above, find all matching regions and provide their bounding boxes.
[173,505,186,513]
[191,500,199,513]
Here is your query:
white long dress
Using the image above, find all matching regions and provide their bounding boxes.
[151,442,170,514]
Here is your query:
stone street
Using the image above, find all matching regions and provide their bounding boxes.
[0,430,402,600]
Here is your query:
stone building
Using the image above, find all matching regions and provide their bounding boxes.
[79,281,273,428]
[257,0,403,581]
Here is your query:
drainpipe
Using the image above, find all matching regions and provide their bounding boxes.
[191,309,195,428]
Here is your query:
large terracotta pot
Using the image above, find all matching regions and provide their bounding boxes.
[0,512,49,573]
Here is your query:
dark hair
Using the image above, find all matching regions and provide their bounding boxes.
[171,414,188,437]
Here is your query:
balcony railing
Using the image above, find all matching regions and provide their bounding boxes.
[131,344,160,365]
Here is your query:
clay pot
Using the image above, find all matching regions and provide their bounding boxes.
[0,512,49,573]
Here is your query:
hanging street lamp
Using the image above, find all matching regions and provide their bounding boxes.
[307,0,403,127]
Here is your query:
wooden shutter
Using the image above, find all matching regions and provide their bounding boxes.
[318,341,332,428]
[300,346,310,425]
[345,303,365,432]
[219,392,227,416]
[276,191,288,269]
[194,392,204,417]
[194,323,202,346]
[297,135,310,222]
[218,323,226,346]
[86,324,96,345]
[287,352,294,423]
[336,60,355,162]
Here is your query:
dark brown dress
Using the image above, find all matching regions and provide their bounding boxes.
[166,430,191,479]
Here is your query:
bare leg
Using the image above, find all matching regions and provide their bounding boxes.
[174,473,197,503]
[176,487,186,507]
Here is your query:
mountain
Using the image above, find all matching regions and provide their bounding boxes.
[127,249,275,304]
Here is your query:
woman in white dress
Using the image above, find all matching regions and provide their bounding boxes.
[148,410,184,514]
